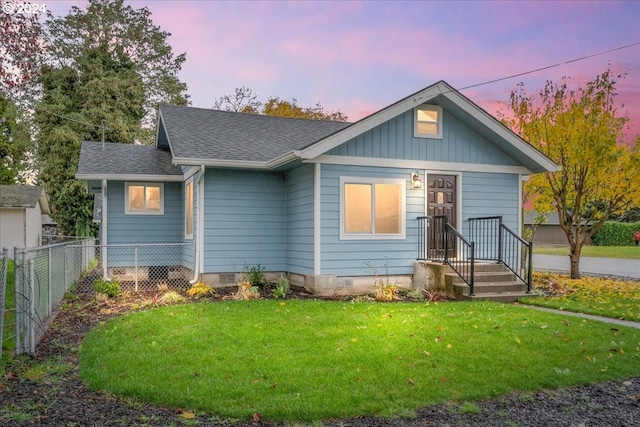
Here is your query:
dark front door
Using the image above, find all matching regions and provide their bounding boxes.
[427,174,457,259]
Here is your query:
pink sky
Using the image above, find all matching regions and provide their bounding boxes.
[47,0,640,142]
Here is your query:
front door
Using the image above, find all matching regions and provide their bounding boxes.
[427,174,457,258]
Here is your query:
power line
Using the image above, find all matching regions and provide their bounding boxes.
[458,41,640,91]
[35,105,103,130]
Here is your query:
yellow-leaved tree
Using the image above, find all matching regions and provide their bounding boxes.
[505,69,640,278]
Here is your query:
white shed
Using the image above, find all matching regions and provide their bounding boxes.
[0,185,51,250]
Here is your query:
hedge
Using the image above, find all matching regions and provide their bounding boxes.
[592,221,640,246]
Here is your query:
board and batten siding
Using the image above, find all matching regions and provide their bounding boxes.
[328,108,520,166]
[202,169,286,273]
[285,164,315,275]
[319,164,423,276]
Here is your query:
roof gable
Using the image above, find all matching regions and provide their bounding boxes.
[0,185,50,213]
[301,81,558,174]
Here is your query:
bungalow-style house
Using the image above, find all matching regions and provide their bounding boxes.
[76,81,558,297]
[0,185,51,250]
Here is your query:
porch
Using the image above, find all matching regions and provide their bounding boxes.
[415,216,533,302]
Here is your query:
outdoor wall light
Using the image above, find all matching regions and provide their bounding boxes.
[411,171,422,189]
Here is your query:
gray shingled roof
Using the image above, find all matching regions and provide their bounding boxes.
[158,105,351,162]
[77,142,183,176]
[0,185,43,208]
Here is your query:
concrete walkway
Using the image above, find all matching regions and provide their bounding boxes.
[520,305,640,329]
[533,254,640,280]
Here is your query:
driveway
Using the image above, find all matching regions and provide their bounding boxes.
[533,254,640,280]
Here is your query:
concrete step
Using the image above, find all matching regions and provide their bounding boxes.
[446,270,516,284]
[452,281,528,295]
[457,291,533,303]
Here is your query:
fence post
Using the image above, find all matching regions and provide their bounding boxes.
[14,247,24,355]
[28,259,36,356]
[0,248,7,351]
[497,217,503,264]
[527,241,533,293]
[134,245,138,292]
[47,246,52,318]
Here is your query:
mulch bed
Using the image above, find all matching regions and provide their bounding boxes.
[1,287,639,426]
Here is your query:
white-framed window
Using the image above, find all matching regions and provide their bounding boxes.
[340,177,406,240]
[185,179,194,239]
[124,182,164,215]
[414,104,443,139]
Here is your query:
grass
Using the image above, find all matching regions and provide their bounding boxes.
[521,272,640,321]
[533,245,640,259]
[79,299,640,422]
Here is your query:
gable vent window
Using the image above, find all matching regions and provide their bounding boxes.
[414,105,443,139]
[125,182,164,215]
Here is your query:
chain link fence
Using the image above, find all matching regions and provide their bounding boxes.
[5,241,194,356]
[1,248,9,358]
[12,239,97,356]
[73,243,195,294]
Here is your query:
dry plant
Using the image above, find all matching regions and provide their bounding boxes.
[233,281,260,300]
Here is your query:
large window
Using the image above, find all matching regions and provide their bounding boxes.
[125,183,164,215]
[340,177,405,240]
[414,104,443,139]
[185,179,193,239]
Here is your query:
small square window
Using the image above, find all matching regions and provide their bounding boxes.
[414,105,443,139]
[125,183,164,215]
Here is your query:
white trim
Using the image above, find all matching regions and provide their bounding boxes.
[76,173,184,182]
[414,104,443,139]
[267,150,301,169]
[172,157,270,169]
[124,182,165,215]
[101,180,108,280]
[314,163,321,275]
[184,178,194,240]
[309,155,533,175]
[339,176,406,240]
[443,89,560,173]
[183,166,199,180]
[518,174,523,238]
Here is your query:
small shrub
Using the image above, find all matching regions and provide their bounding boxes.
[243,264,267,288]
[187,282,215,298]
[375,283,398,302]
[157,282,170,292]
[424,289,444,303]
[160,291,186,304]
[272,276,290,299]
[93,278,120,298]
[234,281,260,300]
[403,288,426,302]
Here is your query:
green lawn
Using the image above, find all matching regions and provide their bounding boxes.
[533,245,640,259]
[79,300,640,422]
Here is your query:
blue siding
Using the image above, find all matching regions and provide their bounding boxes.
[106,181,187,267]
[319,164,423,276]
[460,172,519,234]
[329,108,520,166]
[285,164,315,275]
[107,181,184,244]
[202,169,286,273]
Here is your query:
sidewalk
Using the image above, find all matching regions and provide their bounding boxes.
[533,254,640,280]
[521,305,640,329]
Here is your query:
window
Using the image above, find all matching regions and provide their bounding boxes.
[414,104,442,139]
[125,183,164,215]
[340,177,405,240]
[185,179,193,239]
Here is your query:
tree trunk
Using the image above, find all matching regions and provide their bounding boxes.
[569,245,581,279]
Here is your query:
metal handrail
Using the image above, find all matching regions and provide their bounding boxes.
[445,223,475,295]
[499,224,533,293]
